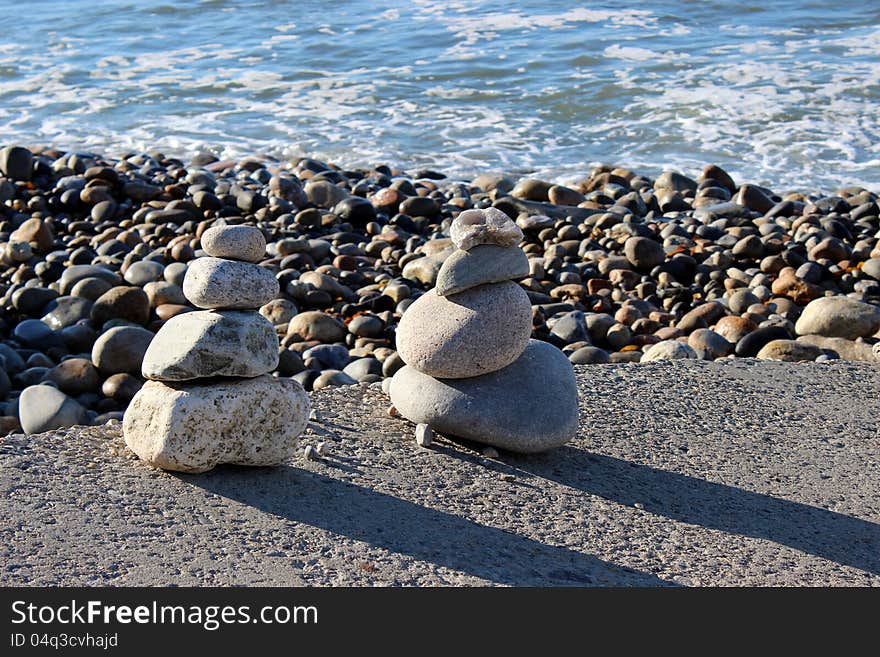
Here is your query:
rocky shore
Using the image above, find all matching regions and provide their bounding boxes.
[0,144,878,435]
[3,360,878,586]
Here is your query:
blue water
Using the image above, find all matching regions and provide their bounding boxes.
[1,0,879,191]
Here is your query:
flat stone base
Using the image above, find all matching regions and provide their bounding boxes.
[123,375,309,473]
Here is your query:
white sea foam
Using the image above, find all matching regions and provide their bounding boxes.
[0,0,876,192]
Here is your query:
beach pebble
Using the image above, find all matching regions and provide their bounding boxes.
[390,340,578,453]
[756,339,824,362]
[42,296,94,330]
[797,335,874,361]
[312,370,358,390]
[19,384,87,435]
[183,257,279,310]
[13,319,56,347]
[623,236,665,271]
[401,253,447,287]
[59,265,122,295]
[91,286,150,326]
[91,325,154,375]
[568,346,611,364]
[794,296,880,340]
[449,207,523,251]
[123,375,309,473]
[124,260,164,286]
[415,423,433,447]
[316,441,329,456]
[287,311,347,342]
[201,225,267,263]
[435,244,529,296]
[101,373,144,403]
[641,340,698,362]
[0,145,33,180]
[395,281,532,379]
[259,298,299,325]
[141,310,279,381]
[45,358,100,395]
[734,325,791,358]
[687,329,732,360]
[342,357,382,382]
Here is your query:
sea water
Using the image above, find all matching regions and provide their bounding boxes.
[1,0,878,191]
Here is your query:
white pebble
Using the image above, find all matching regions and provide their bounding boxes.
[381,378,392,396]
[303,445,318,461]
[415,423,433,448]
[308,409,321,421]
[316,441,329,456]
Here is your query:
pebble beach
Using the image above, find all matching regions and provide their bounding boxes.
[0,144,879,436]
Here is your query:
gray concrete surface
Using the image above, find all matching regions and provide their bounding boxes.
[2,359,879,586]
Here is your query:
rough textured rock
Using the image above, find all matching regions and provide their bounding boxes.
[435,244,529,296]
[183,257,279,310]
[641,340,698,362]
[449,207,523,251]
[623,237,665,271]
[390,340,578,453]
[795,296,880,340]
[395,281,532,378]
[756,340,824,362]
[123,375,309,473]
[19,385,87,435]
[200,225,266,263]
[141,310,279,381]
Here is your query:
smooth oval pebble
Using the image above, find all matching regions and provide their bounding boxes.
[390,340,578,453]
[395,280,532,379]
[182,257,279,309]
[201,225,267,263]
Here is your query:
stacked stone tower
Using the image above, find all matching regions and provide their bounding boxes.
[390,208,578,453]
[123,225,309,473]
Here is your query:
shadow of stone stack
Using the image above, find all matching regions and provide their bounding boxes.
[389,208,579,453]
[123,225,309,473]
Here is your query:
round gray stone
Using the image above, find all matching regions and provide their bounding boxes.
[641,340,698,362]
[389,340,578,453]
[396,280,532,379]
[201,225,267,263]
[435,244,529,296]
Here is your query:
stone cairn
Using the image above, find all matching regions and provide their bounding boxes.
[123,225,309,473]
[389,208,579,453]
